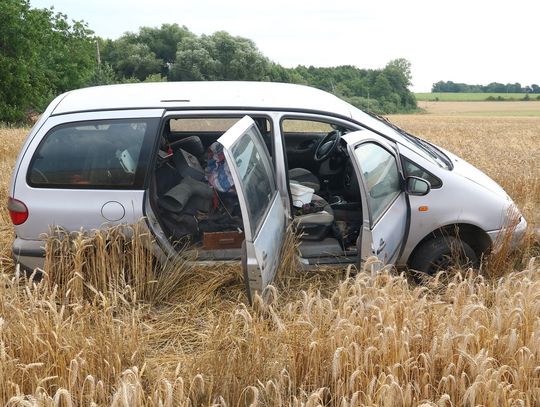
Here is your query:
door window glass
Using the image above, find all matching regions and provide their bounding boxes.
[355,143,401,222]
[28,119,156,189]
[402,158,442,188]
[230,127,275,236]
[281,119,334,133]
[169,118,240,132]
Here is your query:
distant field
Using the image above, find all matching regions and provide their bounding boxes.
[417,100,540,117]
[415,92,540,101]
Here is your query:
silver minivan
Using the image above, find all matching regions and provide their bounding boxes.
[8,82,527,298]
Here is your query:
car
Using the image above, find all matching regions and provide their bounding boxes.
[8,81,527,300]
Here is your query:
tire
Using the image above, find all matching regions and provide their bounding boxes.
[409,236,478,275]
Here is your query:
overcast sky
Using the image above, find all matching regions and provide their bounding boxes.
[29,0,539,92]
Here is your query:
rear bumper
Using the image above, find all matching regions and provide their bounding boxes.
[12,237,46,271]
[486,215,528,249]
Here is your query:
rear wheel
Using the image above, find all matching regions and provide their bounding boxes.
[409,236,478,275]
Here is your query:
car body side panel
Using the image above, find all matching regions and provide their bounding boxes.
[11,109,163,241]
[396,143,516,265]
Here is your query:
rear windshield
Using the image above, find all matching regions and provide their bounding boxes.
[28,119,158,189]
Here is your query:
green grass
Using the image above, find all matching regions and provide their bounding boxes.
[415,92,540,101]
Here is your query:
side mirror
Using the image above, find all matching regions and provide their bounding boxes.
[406,176,431,196]
[369,182,389,199]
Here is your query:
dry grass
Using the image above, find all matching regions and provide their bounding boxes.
[1,116,539,406]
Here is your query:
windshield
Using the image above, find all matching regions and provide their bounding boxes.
[349,108,453,170]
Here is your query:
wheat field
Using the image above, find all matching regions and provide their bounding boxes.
[0,110,539,406]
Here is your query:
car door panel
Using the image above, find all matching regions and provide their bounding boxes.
[218,116,286,301]
[343,130,409,266]
[368,193,407,263]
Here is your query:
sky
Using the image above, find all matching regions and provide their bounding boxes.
[29,0,540,92]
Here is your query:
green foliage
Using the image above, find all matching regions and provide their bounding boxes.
[104,26,416,114]
[0,2,416,122]
[87,63,117,86]
[283,60,416,114]
[432,80,540,94]
[417,92,540,102]
[169,31,271,81]
[0,0,96,123]
[104,37,162,81]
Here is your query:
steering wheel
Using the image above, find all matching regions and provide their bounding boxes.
[314,129,342,162]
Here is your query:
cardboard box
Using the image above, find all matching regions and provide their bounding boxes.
[202,230,244,249]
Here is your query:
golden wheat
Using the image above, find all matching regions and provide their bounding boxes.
[0,113,539,406]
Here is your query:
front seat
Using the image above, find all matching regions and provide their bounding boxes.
[294,194,334,241]
[289,168,320,192]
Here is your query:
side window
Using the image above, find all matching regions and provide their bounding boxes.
[280,118,350,174]
[166,117,273,159]
[281,119,334,133]
[230,127,275,237]
[402,158,442,188]
[28,119,157,189]
[355,143,401,223]
[281,118,335,152]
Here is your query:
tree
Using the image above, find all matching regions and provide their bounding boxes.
[0,0,46,121]
[0,0,96,122]
[169,31,271,81]
[371,74,392,99]
[168,36,217,80]
[39,10,96,93]
[106,38,162,81]
[385,58,412,87]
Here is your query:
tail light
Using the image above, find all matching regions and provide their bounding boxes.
[7,197,29,225]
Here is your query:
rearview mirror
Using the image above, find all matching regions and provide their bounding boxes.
[406,176,431,196]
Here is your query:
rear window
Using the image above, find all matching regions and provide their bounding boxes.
[28,119,158,189]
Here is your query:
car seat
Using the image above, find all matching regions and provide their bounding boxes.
[294,194,334,240]
[289,168,320,192]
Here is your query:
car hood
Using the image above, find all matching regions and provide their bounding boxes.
[444,150,510,200]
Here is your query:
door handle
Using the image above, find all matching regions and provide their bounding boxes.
[376,238,386,255]
[261,251,268,269]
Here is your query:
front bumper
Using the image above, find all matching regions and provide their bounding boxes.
[486,215,528,249]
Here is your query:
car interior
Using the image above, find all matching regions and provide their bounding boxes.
[149,116,363,263]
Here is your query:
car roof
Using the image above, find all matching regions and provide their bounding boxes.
[51,81,357,118]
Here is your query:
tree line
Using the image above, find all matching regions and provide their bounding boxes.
[1,0,416,123]
[432,80,540,94]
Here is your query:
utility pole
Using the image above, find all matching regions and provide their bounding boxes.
[96,40,101,66]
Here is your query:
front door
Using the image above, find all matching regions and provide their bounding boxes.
[218,116,287,301]
[343,130,408,265]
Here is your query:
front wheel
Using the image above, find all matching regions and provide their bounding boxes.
[409,236,478,275]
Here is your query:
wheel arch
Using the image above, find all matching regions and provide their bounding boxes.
[406,223,492,267]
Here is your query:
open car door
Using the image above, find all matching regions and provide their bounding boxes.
[342,130,409,266]
[217,116,287,302]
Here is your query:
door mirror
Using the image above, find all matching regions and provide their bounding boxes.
[406,176,431,196]
[369,181,389,199]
